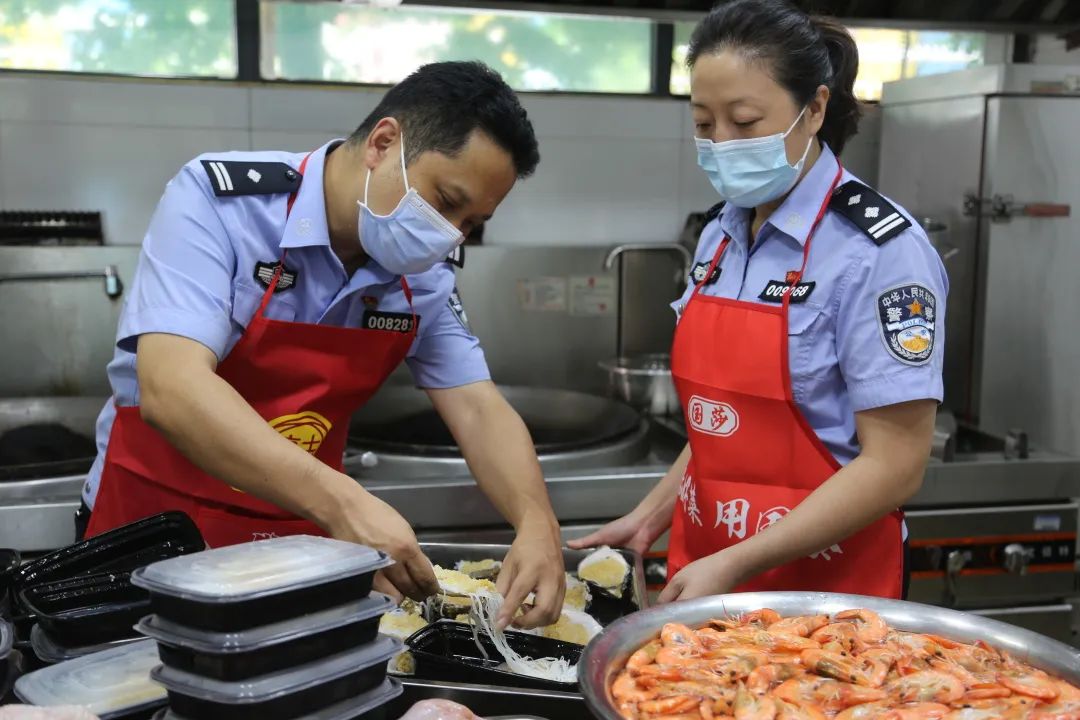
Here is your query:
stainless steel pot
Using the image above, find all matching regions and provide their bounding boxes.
[598,354,678,417]
[579,591,1080,720]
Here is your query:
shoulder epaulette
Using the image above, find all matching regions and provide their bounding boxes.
[200,160,302,197]
[829,180,911,245]
[704,202,725,224]
[445,244,465,269]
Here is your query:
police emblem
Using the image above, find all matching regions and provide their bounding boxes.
[878,283,936,365]
[690,261,720,286]
[253,261,298,292]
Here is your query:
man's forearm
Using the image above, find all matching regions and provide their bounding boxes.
[137,335,363,531]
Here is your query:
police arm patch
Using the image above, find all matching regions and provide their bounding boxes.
[877,283,936,365]
[448,287,471,332]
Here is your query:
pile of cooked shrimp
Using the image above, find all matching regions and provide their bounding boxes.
[610,608,1080,720]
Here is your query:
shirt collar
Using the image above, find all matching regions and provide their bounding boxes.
[279,139,343,250]
[764,143,841,247]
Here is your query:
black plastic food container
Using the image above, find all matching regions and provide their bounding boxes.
[137,592,395,681]
[406,620,582,692]
[151,634,401,720]
[131,536,392,632]
[30,623,144,665]
[152,678,404,720]
[14,512,202,593]
[14,639,167,720]
[19,571,148,647]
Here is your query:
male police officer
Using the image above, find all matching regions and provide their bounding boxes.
[83,61,564,629]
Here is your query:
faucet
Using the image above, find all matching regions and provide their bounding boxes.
[603,243,692,281]
[0,265,123,299]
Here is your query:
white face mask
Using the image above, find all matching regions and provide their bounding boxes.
[695,107,813,208]
[357,133,464,275]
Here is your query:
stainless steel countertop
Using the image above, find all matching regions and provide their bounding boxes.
[3,447,1080,550]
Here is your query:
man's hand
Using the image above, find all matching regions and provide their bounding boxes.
[495,516,565,630]
[328,489,437,602]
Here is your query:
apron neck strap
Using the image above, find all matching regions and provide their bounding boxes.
[781,160,845,313]
[254,152,314,317]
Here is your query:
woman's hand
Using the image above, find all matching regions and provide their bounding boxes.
[657,548,748,603]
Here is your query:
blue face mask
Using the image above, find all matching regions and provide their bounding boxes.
[358,134,464,276]
[695,108,813,208]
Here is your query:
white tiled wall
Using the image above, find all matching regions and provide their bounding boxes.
[0,73,882,247]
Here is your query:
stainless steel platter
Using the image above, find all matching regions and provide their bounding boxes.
[579,591,1080,720]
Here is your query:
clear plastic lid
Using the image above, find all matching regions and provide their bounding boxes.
[30,624,144,664]
[150,634,402,704]
[131,536,391,602]
[14,639,167,717]
[154,677,404,720]
[136,592,396,653]
[0,618,12,661]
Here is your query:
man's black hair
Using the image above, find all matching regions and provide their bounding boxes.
[349,61,540,178]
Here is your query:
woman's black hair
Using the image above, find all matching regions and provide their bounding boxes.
[687,0,861,155]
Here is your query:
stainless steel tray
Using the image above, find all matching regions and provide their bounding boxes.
[418,542,648,614]
[579,591,1080,720]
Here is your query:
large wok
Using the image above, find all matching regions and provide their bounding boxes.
[349,385,643,456]
[579,591,1080,720]
[0,397,104,482]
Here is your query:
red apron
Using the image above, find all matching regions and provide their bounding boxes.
[86,153,418,547]
[667,162,903,597]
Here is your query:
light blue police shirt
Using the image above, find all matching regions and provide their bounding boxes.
[672,144,947,466]
[84,140,488,506]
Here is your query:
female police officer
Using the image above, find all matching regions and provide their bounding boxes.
[571,0,946,600]
[82,62,564,628]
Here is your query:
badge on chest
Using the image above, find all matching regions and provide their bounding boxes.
[361,310,418,334]
[758,279,816,303]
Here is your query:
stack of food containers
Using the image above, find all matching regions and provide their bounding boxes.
[131,535,403,720]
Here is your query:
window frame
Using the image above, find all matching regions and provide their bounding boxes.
[0,0,1010,101]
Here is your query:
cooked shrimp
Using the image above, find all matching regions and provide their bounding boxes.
[628,640,661,669]
[997,667,1060,701]
[774,677,887,713]
[811,623,866,654]
[613,672,658,703]
[835,609,888,645]
[742,609,783,627]
[768,615,830,638]
[834,702,890,720]
[887,670,965,704]
[639,695,701,715]
[747,664,802,695]
[663,623,705,648]
[734,684,778,720]
[881,702,951,719]
[774,700,826,720]
[801,649,887,688]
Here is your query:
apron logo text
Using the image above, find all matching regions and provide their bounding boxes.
[678,470,703,527]
[714,498,750,539]
[688,395,739,437]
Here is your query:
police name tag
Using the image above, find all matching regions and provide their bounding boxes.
[362,310,418,334]
[758,280,816,303]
